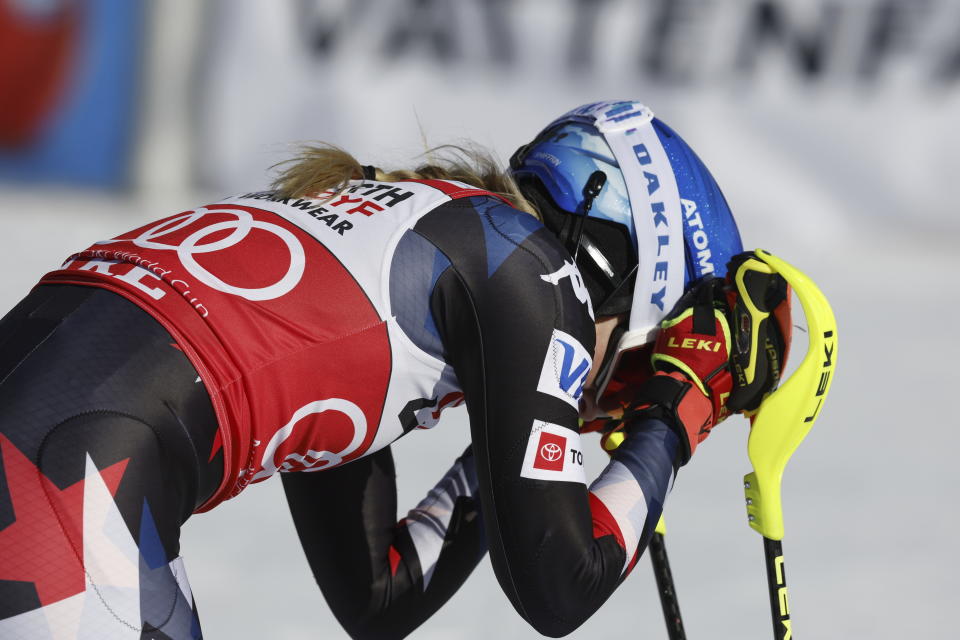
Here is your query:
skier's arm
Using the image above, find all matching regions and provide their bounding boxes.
[420,197,679,636]
[281,445,485,640]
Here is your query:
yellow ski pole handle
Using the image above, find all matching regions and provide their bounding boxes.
[741,249,838,541]
[735,249,836,640]
[602,430,626,452]
[655,514,666,536]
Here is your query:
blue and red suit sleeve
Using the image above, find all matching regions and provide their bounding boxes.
[588,419,678,577]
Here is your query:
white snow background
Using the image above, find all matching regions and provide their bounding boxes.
[1,1,957,638]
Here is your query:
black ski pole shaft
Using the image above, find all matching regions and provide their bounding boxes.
[649,532,686,640]
[763,537,792,639]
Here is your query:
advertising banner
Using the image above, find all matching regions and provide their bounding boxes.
[0,0,145,188]
[194,0,960,237]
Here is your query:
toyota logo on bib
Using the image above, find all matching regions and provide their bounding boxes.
[534,431,567,472]
[520,421,586,484]
[540,442,562,462]
[95,207,306,301]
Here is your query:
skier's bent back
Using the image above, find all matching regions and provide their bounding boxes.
[0,100,789,639]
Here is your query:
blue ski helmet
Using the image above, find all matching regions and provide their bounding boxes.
[511,100,743,329]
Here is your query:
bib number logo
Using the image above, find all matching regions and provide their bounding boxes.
[96,207,306,301]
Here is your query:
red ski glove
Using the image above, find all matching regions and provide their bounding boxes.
[599,252,793,464]
[601,277,733,464]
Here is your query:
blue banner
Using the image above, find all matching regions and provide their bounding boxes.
[0,0,145,188]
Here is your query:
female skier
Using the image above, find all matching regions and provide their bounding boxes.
[0,100,788,639]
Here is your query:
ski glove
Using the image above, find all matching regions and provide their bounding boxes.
[600,251,793,465]
[603,276,733,465]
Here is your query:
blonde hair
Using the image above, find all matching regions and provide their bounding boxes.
[270,143,540,219]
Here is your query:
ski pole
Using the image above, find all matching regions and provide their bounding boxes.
[648,516,685,640]
[737,250,838,640]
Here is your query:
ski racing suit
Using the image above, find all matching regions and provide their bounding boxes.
[0,179,679,639]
